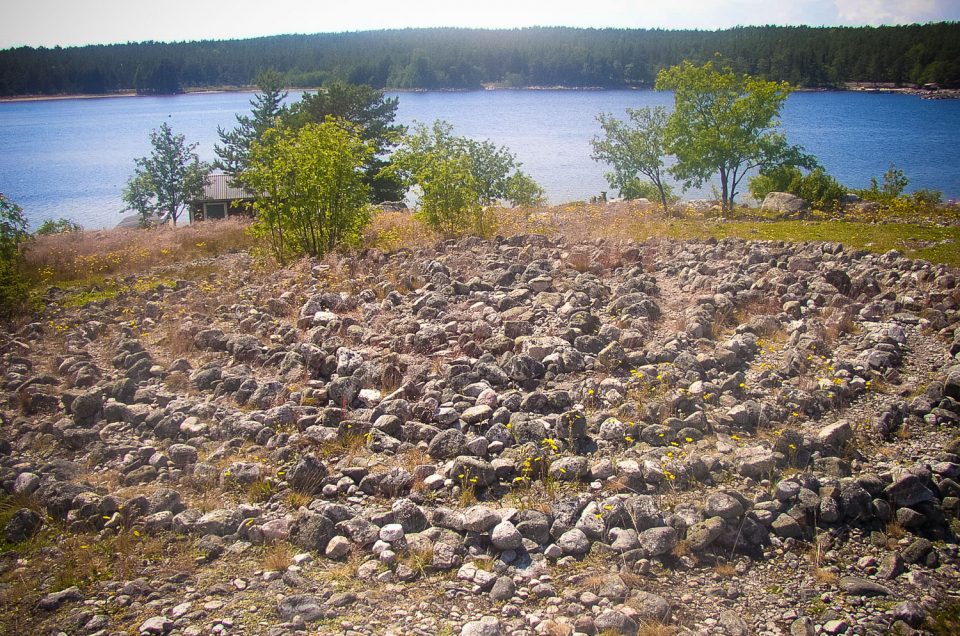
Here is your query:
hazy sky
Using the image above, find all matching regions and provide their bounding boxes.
[4,0,959,48]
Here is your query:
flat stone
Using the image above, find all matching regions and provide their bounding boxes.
[838,576,892,596]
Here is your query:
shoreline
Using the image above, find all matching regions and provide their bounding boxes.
[3,85,958,103]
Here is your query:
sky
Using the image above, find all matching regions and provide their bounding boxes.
[3,0,959,48]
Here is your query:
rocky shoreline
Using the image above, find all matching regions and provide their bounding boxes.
[2,234,959,635]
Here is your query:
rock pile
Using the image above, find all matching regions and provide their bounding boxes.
[1,235,959,635]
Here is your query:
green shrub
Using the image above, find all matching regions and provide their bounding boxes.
[35,218,83,236]
[749,165,845,211]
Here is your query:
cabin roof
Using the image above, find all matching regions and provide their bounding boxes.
[194,173,253,202]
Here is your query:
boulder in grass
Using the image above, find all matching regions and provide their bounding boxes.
[761,192,809,217]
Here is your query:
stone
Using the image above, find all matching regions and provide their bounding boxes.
[556,528,590,555]
[593,609,638,635]
[901,537,933,564]
[718,610,751,636]
[461,616,502,636]
[761,192,809,216]
[4,508,43,543]
[277,594,324,622]
[490,520,523,550]
[628,590,671,622]
[892,600,926,627]
[287,455,328,495]
[704,492,744,520]
[884,473,935,507]
[428,429,468,460]
[638,526,678,556]
[139,616,173,634]
[489,575,516,601]
[771,513,803,538]
[686,516,724,551]
[838,576,892,596]
[38,586,82,610]
[461,405,493,425]
[325,535,351,560]
[817,420,852,450]
[462,506,501,533]
[379,523,405,543]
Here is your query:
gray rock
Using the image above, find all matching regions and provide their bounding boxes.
[761,192,809,216]
[139,615,173,634]
[771,513,803,538]
[461,405,492,425]
[289,512,335,551]
[628,590,671,622]
[462,506,500,533]
[287,455,328,495]
[838,576,892,596]
[379,523,405,543]
[38,585,82,610]
[884,473,935,507]
[12,472,40,495]
[277,594,324,622]
[686,516,724,551]
[718,610,751,636]
[428,428,467,460]
[195,509,241,536]
[892,600,926,627]
[737,446,777,479]
[461,616,502,636]
[450,456,496,487]
[556,528,590,555]
[901,537,933,564]
[489,575,516,602]
[817,420,853,450]
[593,609,638,635]
[790,616,815,636]
[704,492,744,520]
[4,508,43,543]
[638,526,678,556]
[490,520,523,550]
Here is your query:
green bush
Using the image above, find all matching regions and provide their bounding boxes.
[749,165,845,211]
[35,218,83,236]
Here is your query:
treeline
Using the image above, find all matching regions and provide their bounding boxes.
[2,24,959,96]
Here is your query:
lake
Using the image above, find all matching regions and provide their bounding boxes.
[1,89,959,230]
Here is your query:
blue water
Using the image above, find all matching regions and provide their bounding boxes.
[1,90,958,230]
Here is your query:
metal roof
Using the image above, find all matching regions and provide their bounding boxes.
[196,173,253,201]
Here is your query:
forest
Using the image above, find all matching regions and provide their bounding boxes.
[1,24,958,96]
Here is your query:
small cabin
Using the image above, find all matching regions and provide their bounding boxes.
[188,174,255,223]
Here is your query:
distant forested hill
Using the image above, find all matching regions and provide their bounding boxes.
[2,24,958,96]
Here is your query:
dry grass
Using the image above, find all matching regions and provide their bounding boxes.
[637,622,678,636]
[886,520,907,540]
[713,562,737,578]
[262,542,295,571]
[23,218,255,288]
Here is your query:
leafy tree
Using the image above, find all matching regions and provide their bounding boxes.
[287,80,406,202]
[390,120,543,234]
[656,61,815,212]
[122,123,210,226]
[0,193,29,320]
[591,106,674,210]
[215,69,288,177]
[241,118,373,263]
